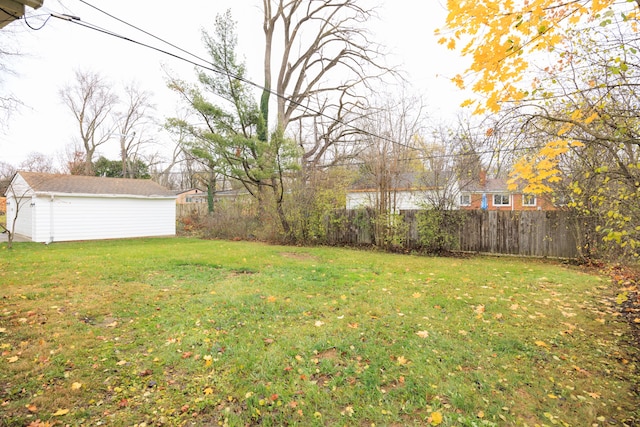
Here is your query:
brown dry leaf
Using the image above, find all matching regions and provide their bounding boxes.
[416,330,430,338]
[396,355,408,365]
[181,351,193,359]
[347,323,359,329]
[26,404,37,412]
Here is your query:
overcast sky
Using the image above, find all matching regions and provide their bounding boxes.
[0,0,470,167]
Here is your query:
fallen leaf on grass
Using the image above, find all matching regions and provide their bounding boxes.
[7,356,18,363]
[416,330,430,338]
[71,382,82,390]
[535,340,549,348]
[412,292,422,298]
[396,355,409,366]
[267,296,277,303]
[116,360,127,366]
[25,404,37,412]
[429,411,443,425]
[204,387,213,395]
[52,409,69,416]
[314,320,324,327]
[204,355,213,367]
[0,328,6,333]
[341,405,354,417]
[347,323,359,329]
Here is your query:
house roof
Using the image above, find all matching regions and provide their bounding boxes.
[350,172,448,191]
[461,177,510,193]
[15,172,176,198]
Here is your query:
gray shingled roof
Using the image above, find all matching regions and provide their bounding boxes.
[18,172,176,198]
[460,178,510,193]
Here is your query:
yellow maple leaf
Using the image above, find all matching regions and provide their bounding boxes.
[429,411,443,425]
[71,382,82,390]
[204,387,214,395]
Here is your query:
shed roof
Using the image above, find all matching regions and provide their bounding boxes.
[16,172,176,198]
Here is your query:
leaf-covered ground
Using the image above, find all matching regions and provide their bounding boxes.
[0,238,638,426]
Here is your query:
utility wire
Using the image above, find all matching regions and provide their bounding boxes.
[44,3,556,163]
[46,4,422,152]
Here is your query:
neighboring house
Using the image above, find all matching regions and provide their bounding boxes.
[346,170,557,212]
[4,172,177,243]
[458,171,557,211]
[175,188,207,204]
[346,172,460,211]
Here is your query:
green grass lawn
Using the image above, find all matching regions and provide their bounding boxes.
[0,238,638,426]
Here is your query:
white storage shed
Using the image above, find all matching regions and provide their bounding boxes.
[4,172,176,243]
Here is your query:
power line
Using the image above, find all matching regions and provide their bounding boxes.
[40,3,556,167]
[46,3,421,152]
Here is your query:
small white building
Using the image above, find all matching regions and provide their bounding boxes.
[5,172,177,243]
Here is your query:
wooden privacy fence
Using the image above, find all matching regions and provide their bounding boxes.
[325,209,584,259]
[177,203,586,259]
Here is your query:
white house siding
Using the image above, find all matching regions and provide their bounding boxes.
[346,190,446,211]
[30,195,176,243]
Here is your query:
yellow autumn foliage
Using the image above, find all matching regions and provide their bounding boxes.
[440,0,628,112]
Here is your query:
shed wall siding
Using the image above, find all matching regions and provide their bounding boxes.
[31,196,175,243]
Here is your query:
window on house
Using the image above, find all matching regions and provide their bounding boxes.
[459,193,471,206]
[522,194,536,206]
[493,194,510,206]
